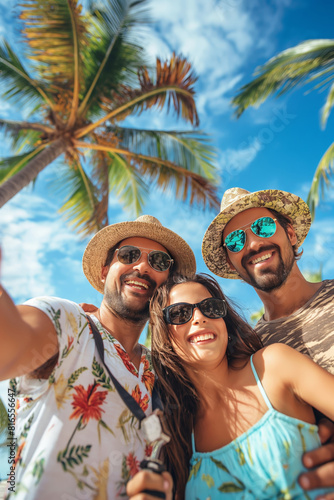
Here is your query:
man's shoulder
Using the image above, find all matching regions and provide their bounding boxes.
[24,296,82,310]
[24,296,86,321]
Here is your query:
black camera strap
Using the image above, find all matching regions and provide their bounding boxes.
[86,315,162,423]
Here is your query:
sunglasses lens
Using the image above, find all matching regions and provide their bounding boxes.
[224,229,246,252]
[200,298,226,318]
[166,303,192,325]
[117,246,141,264]
[164,298,226,325]
[251,217,276,238]
[148,251,172,272]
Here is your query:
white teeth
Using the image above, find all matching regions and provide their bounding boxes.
[251,253,272,265]
[189,333,215,344]
[125,280,149,289]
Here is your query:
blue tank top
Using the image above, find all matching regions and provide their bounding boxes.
[185,355,333,499]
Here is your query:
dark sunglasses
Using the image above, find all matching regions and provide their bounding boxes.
[116,245,173,272]
[163,297,227,325]
[224,216,277,253]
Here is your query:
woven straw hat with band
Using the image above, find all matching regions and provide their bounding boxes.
[202,187,311,279]
[83,215,196,293]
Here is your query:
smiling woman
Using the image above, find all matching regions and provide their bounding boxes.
[126,273,334,500]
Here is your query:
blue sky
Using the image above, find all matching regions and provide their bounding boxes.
[1,0,334,477]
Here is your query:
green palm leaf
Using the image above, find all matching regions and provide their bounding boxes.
[20,0,87,85]
[232,39,334,118]
[0,149,46,183]
[307,141,334,217]
[55,159,108,236]
[0,40,50,107]
[232,38,334,218]
[79,0,148,117]
[104,152,148,214]
[110,127,216,179]
[0,0,219,236]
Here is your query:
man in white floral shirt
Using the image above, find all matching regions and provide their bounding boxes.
[0,215,194,500]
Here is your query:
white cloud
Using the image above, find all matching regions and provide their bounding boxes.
[1,192,83,302]
[219,138,261,176]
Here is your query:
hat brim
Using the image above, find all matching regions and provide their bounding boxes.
[83,220,196,292]
[202,189,311,279]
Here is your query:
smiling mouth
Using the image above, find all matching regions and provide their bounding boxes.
[250,252,272,265]
[189,333,215,344]
[124,279,149,290]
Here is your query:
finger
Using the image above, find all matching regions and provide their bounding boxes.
[126,470,172,499]
[303,443,334,469]
[79,303,98,313]
[318,419,334,444]
[299,460,334,490]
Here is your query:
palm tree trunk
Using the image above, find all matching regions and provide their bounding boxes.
[0,139,67,207]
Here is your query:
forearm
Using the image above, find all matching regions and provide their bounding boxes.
[0,285,58,380]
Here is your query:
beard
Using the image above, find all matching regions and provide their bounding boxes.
[240,243,295,292]
[103,272,156,323]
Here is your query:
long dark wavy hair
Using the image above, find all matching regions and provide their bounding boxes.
[150,273,263,499]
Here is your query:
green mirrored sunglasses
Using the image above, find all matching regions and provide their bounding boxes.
[224,216,277,253]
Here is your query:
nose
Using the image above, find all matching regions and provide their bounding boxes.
[192,306,206,324]
[243,227,264,252]
[132,251,152,274]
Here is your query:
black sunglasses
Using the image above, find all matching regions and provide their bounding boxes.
[116,245,173,272]
[163,297,227,325]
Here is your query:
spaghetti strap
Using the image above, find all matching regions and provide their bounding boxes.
[250,354,273,410]
[191,432,196,453]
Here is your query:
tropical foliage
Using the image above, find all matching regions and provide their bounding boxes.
[0,0,219,236]
[232,39,334,218]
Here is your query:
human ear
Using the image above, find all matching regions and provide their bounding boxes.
[101,265,109,283]
[286,224,298,246]
[226,252,237,271]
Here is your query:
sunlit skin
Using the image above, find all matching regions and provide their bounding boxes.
[167,282,229,369]
[98,236,170,363]
[223,207,322,320]
[126,281,334,498]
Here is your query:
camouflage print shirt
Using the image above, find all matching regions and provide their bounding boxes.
[255,280,334,374]
[8,297,155,500]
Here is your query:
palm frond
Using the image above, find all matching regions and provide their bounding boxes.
[232,39,334,118]
[19,0,87,84]
[0,40,50,107]
[109,126,217,179]
[76,54,199,138]
[307,141,334,218]
[105,152,148,214]
[79,0,149,117]
[55,159,107,237]
[0,118,53,135]
[138,154,219,210]
[321,81,334,128]
[0,148,45,183]
[303,266,323,283]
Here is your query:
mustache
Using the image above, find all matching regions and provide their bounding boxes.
[120,271,157,290]
[241,244,280,267]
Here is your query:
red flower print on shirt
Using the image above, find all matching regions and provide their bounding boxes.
[131,385,149,412]
[141,358,155,394]
[70,383,108,424]
[114,343,137,376]
[126,452,140,477]
[145,443,153,457]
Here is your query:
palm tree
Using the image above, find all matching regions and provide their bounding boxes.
[232,39,334,218]
[0,0,219,236]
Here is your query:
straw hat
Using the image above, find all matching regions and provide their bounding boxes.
[202,187,311,279]
[83,215,196,292]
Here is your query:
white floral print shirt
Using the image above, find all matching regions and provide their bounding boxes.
[8,297,155,500]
